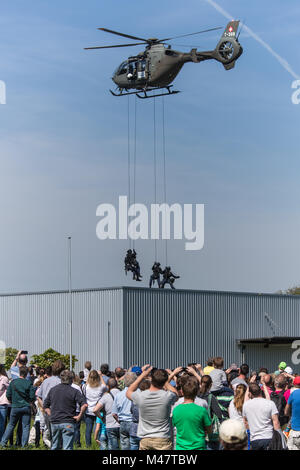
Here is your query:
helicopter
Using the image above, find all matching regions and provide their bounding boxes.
[85,21,243,99]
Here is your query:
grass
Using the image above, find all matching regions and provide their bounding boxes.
[0,419,102,451]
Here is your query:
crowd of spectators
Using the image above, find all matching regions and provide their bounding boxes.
[0,351,300,451]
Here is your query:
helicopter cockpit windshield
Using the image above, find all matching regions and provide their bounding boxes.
[115,61,128,76]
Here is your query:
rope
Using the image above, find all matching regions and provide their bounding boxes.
[162,96,168,266]
[153,95,157,261]
[133,96,137,250]
[127,95,131,249]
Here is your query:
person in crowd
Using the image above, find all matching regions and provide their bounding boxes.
[230,364,249,389]
[285,376,300,450]
[43,370,87,450]
[203,358,214,376]
[79,371,85,386]
[82,369,107,447]
[242,382,281,450]
[9,350,30,381]
[28,375,45,447]
[93,377,121,450]
[198,374,224,450]
[83,361,92,383]
[70,371,84,447]
[229,384,247,423]
[37,359,65,447]
[130,378,151,450]
[115,367,126,391]
[219,419,248,450]
[0,365,10,442]
[94,411,108,450]
[0,366,35,448]
[100,364,111,385]
[172,376,211,450]
[270,374,289,427]
[126,365,179,450]
[111,371,137,450]
[261,374,274,396]
[210,357,227,392]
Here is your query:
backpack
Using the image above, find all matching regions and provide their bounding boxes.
[270,391,289,426]
[206,394,221,442]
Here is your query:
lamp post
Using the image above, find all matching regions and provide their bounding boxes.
[68,236,72,371]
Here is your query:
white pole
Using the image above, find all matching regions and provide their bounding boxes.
[68,236,72,371]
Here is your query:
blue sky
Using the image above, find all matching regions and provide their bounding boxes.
[0,0,300,294]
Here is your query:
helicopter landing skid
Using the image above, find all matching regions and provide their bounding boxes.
[136,86,180,99]
[109,86,180,99]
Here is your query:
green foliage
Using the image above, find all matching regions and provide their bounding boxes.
[3,347,18,370]
[30,348,77,369]
[286,286,300,295]
[279,286,300,295]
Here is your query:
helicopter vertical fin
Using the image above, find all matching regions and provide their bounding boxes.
[221,20,240,39]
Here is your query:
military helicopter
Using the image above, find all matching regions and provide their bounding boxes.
[85,21,243,99]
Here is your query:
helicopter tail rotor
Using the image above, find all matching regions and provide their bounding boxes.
[214,20,243,67]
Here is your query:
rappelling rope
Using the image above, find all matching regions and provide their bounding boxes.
[127,95,132,249]
[133,96,137,251]
[153,95,157,262]
[162,96,168,266]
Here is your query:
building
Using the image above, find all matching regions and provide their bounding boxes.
[0,286,300,373]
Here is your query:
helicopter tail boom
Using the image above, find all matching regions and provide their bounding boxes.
[187,20,243,68]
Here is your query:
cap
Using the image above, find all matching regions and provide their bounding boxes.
[293,376,300,385]
[285,366,293,375]
[219,419,247,444]
[279,362,287,370]
[131,366,142,376]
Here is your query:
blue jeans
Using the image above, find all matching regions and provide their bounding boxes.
[120,421,132,450]
[0,405,8,442]
[51,422,75,450]
[130,435,141,450]
[107,427,120,450]
[251,439,271,450]
[0,406,31,447]
[85,414,96,447]
[99,433,108,450]
[74,420,81,446]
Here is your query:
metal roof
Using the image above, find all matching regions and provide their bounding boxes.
[0,285,297,299]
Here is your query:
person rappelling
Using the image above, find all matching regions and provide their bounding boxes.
[149,262,163,288]
[160,266,180,289]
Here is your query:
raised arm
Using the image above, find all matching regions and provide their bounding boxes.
[126,365,152,401]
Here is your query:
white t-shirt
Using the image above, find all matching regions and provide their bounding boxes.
[84,384,107,415]
[242,398,278,441]
[172,396,208,415]
[229,400,244,423]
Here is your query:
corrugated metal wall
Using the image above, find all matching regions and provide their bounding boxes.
[123,288,300,372]
[1,286,300,374]
[0,288,124,372]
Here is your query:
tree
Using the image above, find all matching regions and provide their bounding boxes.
[3,347,18,370]
[280,286,300,295]
[30,348,77,369]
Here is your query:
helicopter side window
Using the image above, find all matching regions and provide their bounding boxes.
[137,60,146,80]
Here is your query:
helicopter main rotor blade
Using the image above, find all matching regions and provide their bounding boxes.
[84,42,146,50]
[98,28,148,43]
[159,26,222,42]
